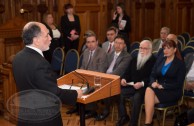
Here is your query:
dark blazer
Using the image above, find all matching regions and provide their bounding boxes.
[150,56,186,92]
[61,14,81,37]
[112,14,131,35]
[80,47,108,73]
[12,47,78,126]
[107,50,131,76]
[122,55,156,87]
[184,52,194,74]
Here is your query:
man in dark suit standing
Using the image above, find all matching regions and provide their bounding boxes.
[12,22,82,126]
[116,40,156,126]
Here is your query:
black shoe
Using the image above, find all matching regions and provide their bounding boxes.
[85,111,97,119]
[116,115,129,126]
[95,111,109,121]
[66,108,78,114]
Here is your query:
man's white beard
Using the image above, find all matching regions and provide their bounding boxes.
[137,53,151,70]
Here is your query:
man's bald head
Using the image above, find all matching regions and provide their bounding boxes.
[166,34,177,44]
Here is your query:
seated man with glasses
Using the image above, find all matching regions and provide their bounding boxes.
[116,40,156,126]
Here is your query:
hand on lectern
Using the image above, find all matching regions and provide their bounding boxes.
[76,89,83,98]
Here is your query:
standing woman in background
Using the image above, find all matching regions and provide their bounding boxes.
[112,2,131,52]
[61,3,81,53]
[42,12,63,63]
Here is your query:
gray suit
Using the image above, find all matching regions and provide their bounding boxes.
[107,50,131,76]
[152,38,162,52]
[184,52,194,74]
[102,41,115,54]
[80,47,108,73]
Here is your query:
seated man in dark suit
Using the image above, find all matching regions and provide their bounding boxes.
[184,52,194,96]
[116,40,156,126]
[12,22,83,126]
[95,35,131,121]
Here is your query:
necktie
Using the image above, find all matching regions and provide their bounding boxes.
[86,51,92,69]
[107,44,112,53]
[106,54,118,74]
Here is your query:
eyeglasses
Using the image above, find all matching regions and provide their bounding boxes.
[139,47,150,50]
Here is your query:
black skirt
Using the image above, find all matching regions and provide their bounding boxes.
[150,86,181,103]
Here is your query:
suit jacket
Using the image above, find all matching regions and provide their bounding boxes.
[152,38,162,52]
[150,56,186,94]
[102,41,115,54]
[80,47,108,73]
[61,14,81,37]
[107,50,131,76]
[184,52,194,74]
[12,47,78,126]
[122,55,156,88]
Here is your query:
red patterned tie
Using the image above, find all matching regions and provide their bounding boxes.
[107,44,112,53]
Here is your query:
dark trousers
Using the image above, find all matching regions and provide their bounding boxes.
[64,38,79,53]
[188,108,194,124]
[118,86,145,126]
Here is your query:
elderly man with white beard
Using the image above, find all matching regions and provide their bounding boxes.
[116,40,156,126]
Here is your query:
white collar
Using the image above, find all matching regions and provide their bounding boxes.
[26,45,44,57]
[109,41,114,45]
[114,51,121,57]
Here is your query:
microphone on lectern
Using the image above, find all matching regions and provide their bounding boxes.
[73,70,95,95]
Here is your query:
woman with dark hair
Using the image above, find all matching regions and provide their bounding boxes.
[112,2,131,52]
[144,40,186,126]
[61,3,81,53]
[42,12,63,63]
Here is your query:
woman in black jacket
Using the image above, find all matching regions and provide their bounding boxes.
[144,40,186,126]
[61,3,81,53]
[112,2,131,52]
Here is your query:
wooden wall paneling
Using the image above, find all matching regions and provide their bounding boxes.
[64,0,108,52]
[76,11,90,51]
[144,1,155,40]
[0,16,26,64]
[0,64,17,122]
[98,0,107,44]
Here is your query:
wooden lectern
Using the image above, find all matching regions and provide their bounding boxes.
[57,69,120,126]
